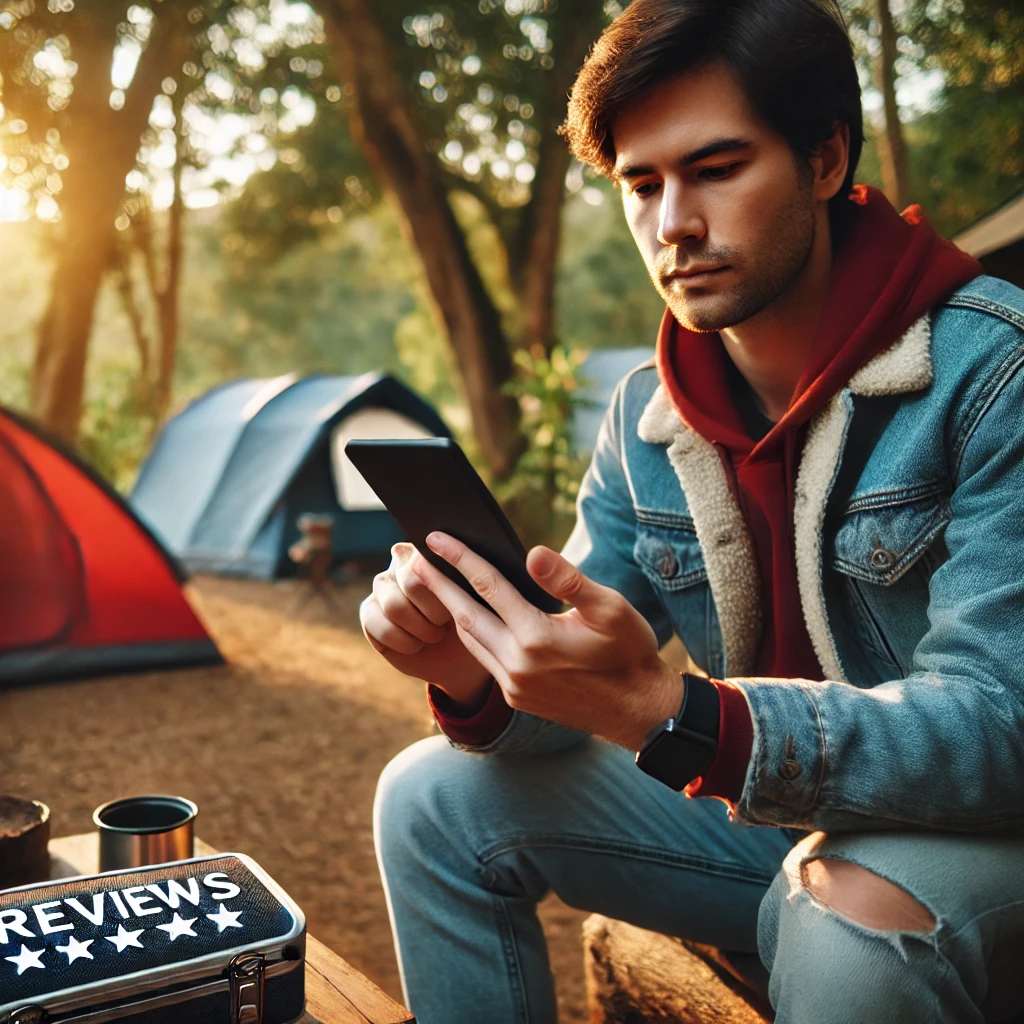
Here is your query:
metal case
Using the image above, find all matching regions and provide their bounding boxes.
[0,853,305,1024]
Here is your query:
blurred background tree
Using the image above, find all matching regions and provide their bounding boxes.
[842,0,1023,233]
[1,0,1020,507]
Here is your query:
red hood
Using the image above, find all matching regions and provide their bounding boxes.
[658,184,984,458]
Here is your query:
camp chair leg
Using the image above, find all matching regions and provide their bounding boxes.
[288,552,337,617]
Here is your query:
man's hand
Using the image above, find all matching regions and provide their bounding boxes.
[413,532,684,751]
[359,542,492,706]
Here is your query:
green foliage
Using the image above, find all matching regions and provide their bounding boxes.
[839,0,1023,236]
[0,222,47,410]
[556,182,665,351]
[3,0,1021,498]
[496,343,592,548]
[181,203,414,391]
[77,361,158,494]
[903,1,1024,235]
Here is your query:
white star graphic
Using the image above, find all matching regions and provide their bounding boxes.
[206,904,244,933]
[106,925,145,953]
[5,945,46,975]
[156,913,198,941]
[56,935,95,965]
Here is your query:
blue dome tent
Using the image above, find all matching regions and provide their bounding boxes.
[131,373,450,579]
[571,348,655,453]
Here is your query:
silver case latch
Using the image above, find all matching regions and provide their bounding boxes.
[9,1008,49,1024]
[229,951,266,1024]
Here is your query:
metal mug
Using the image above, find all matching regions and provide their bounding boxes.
[93,795,197,872]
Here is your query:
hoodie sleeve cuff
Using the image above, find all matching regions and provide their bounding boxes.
[684,679,754,803]
[428,679,514,747]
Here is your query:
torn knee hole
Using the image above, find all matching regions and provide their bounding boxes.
[801,857,936,934]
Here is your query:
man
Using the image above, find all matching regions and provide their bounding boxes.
[360,1,1024,1020]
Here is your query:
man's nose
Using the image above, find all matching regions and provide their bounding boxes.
[657,179,706,247]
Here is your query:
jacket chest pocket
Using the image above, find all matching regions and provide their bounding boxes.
[634,513,721,675]
[830,487,950,678]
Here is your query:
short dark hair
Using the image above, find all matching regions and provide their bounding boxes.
[563,0,863,221]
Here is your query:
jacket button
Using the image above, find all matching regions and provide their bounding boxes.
[658,553,678,579]
[778,759,803,781]
[871,545,895,569]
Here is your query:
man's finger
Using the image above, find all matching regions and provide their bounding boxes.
[394,557,453,627]
[425,532,540,628]
[411,549,510,662]
[361,595,428,655]
[372,572,447,643]
[526,546,622,629]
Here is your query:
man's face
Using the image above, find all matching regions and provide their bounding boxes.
[612,63,817,333]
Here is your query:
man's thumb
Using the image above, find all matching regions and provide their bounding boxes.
[527,547,600,608]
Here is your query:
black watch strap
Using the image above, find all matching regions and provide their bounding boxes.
[634,674,720,791]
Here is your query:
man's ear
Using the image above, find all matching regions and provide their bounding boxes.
[812,121,851,203]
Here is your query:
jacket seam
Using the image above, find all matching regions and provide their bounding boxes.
[944,293,1024,332]
[800,682,830,813]
[843,480,946,513]
[635,508,696,530]
[952,342,1024,479]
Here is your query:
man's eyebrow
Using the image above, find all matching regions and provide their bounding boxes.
[615,137,753,180]
[681,137,752,166]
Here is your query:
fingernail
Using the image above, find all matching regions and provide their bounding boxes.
[426,532,445,553]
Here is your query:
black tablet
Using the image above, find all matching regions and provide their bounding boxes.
[344,437,562,613]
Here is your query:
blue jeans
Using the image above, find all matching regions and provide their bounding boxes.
[374,736,1024,1023]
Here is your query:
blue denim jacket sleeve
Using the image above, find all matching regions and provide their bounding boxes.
[449,374,675,756]
[735,336,1024,832]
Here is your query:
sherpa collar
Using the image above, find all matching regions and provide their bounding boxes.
[637,315,932,678]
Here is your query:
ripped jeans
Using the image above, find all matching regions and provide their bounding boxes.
[374,736,1024,1024]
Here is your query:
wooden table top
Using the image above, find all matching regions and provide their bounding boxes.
[48,834,415,1024]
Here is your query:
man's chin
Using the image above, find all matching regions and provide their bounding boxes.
[666,300,740,334]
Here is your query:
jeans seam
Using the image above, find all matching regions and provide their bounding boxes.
[493,893,531,1024]
[478,833,779,886]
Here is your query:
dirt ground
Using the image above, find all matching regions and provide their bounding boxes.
[0,576,591,1021]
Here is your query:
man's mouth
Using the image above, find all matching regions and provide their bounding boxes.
[663,266,730,287]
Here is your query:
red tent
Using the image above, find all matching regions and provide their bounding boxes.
[0,407,221,686]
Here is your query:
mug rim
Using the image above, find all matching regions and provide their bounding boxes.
[93,795,198,835]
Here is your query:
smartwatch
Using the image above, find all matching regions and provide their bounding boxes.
[635,673,720,790]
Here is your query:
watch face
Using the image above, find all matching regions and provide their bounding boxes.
[636,724,716,791]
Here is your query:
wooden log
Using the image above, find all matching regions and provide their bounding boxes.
[0,796,50,888]
[583,915,772,1024]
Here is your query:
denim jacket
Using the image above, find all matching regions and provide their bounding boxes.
[460,275,1024,834]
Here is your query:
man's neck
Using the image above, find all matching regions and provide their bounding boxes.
[719,214,834,422]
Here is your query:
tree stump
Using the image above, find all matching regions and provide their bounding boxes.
[583,915,773,1024]
[0,796,50,889]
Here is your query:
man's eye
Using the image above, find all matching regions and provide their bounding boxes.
[631,181,660,198]
[699,163,741,180]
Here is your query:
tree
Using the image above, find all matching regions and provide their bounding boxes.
[871,0,910,210]
[903,0,1024,235]
[313,0,606,477]
[0,2,196,442]
[842,0,911,211]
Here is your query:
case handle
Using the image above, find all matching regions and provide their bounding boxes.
[229,952,266,1024]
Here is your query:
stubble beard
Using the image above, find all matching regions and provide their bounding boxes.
[656,184,817,334]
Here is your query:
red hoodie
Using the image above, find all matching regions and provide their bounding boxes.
[432,186,982,800]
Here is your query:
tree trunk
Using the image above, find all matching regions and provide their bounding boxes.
[30,11,179,443]
[113,245,152,387]
[583,915,773,1024]
[320,0,523,478]
[509,11,603,355]
[872,0,910,211]
[154,87,186,424]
